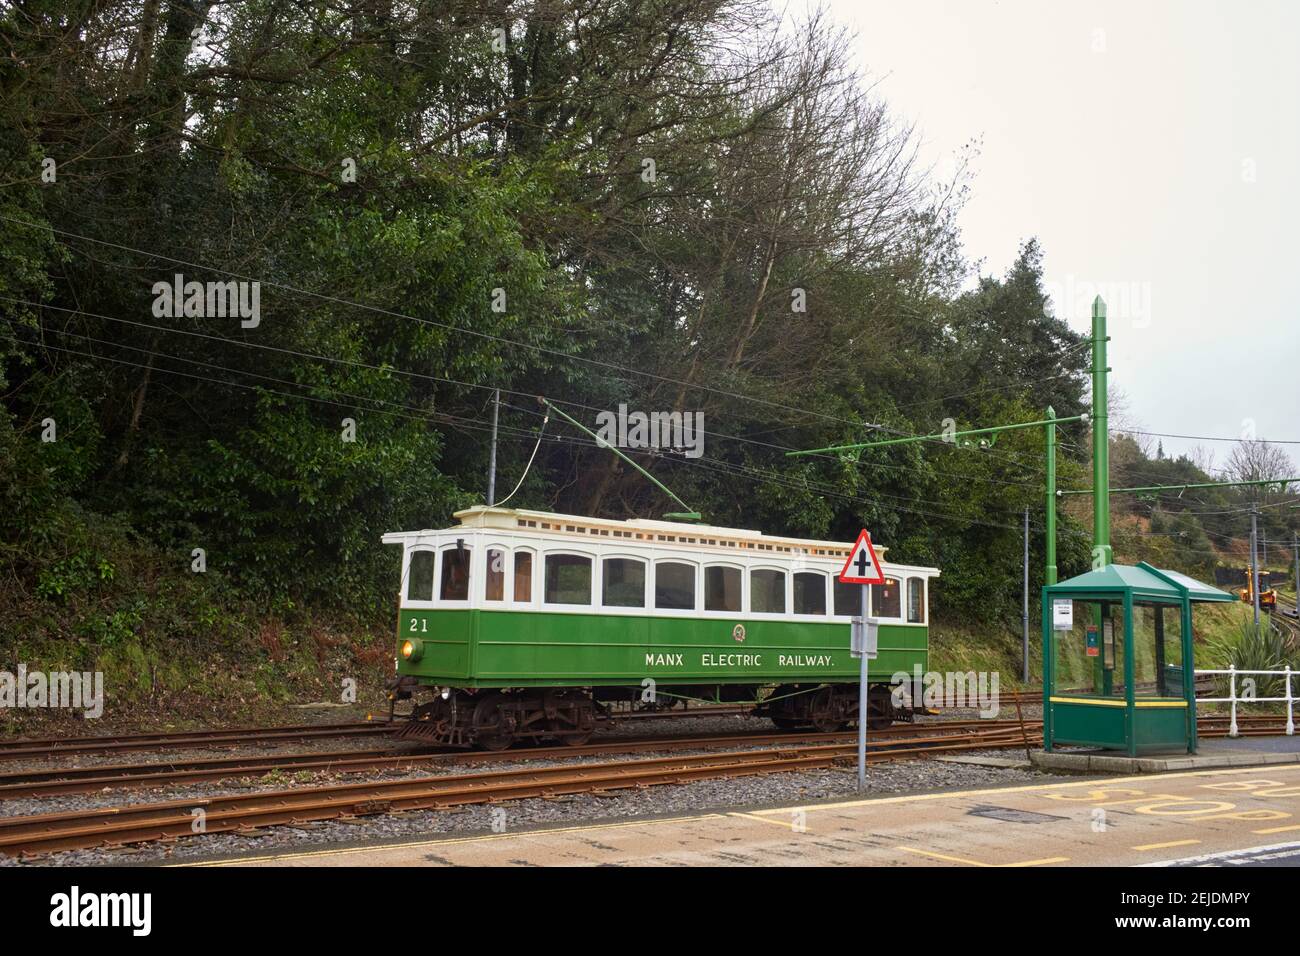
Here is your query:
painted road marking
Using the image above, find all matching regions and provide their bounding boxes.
[896,847,1068,867]
[1133,839,1201,851]
[897,847,993,866]
[1251,823,1300,834]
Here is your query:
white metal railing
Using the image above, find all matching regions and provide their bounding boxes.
[1196,665,1295,737]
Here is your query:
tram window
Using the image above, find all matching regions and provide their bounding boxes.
[907,577,925,623]
[655,562,696,610]
[485,549,505,601]
[513,551,533,603]
[833,579,860,616]
[871,577,901,619]
[406,550,434,601]
[704,565,742,612]
[545,554,592,605]
[603,558,646,608]
[793,572,827,615]
[750,569,786,614]
[440,546,471,601]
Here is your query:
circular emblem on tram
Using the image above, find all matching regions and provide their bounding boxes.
[732,624,746,643]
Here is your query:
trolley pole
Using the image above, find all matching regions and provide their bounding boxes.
[1022,507,1030,683]
[487,388,500,506]
[1250,508,1261,626]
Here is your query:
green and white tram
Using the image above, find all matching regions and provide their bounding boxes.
[384,507,939,748]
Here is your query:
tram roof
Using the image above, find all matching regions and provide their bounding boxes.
[382,506,949,574]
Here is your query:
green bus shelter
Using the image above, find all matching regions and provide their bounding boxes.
[1042,562,1235,756]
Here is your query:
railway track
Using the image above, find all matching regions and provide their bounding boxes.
[0,718,1035,800]
[0,723,1042,857]
[5,711,1298,857]
[1,711,1289,802]
[0,721,394,761]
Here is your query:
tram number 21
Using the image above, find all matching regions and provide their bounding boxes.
[408,618,429,633]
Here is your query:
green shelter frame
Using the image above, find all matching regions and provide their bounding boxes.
[1042,562,1234,756]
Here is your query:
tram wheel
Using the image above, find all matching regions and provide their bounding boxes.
[473,693,516,751]
[810,687,847,733]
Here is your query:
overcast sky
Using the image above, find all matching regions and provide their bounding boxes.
[827,0,1299,469]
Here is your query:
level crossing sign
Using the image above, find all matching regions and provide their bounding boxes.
[839,529,886,585]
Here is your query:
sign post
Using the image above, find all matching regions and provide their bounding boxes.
[840,530,886,792]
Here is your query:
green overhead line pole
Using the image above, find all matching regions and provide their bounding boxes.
[1045,406,1058,585]
[539,397,702,522]
[1091,297,1112,570]
[1088,298,1111,698]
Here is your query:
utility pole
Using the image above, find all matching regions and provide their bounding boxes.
[1250,507,1261,626]
[1045,406,1057,585]
[1022,506,1030,683]
[1293,532,1299,617]
[487,388,500,506]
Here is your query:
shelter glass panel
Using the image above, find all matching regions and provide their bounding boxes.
[1051,600,1126,698]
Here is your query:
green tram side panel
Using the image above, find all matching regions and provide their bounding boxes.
[397,609,927,687]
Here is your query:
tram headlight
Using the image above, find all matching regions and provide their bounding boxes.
[401,638,424,662]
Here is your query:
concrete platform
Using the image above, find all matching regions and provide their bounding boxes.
[1032,734,1300,773]
[205,762,1300,867]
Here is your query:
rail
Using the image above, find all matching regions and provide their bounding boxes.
[1196,666,1296,737]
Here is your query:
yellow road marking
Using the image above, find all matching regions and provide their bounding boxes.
[1252,823,1300,835]
[1133,839,1201,851]
[896,846,1067,867]
[896,846,993,866]
[1003,857,1070,867]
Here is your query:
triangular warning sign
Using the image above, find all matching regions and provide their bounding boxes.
[839,529,885,584]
